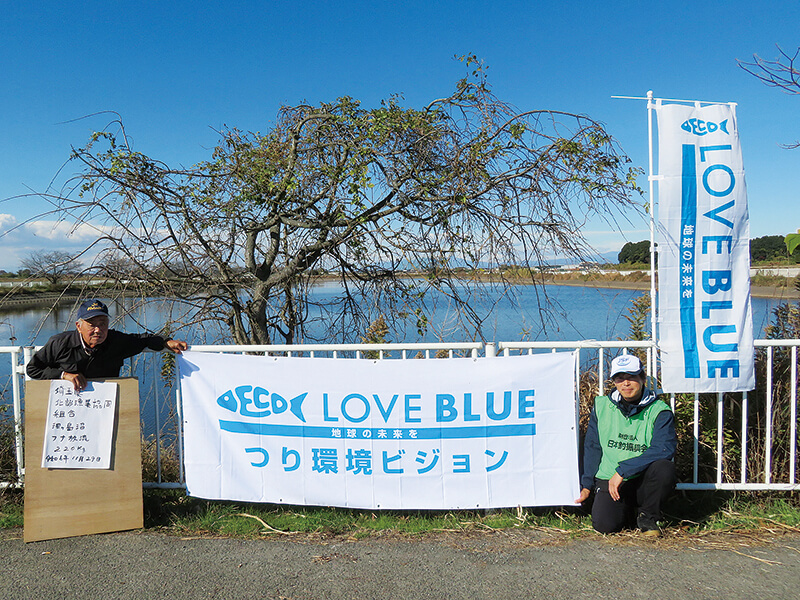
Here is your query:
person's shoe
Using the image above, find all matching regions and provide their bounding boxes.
[637,512,661,537]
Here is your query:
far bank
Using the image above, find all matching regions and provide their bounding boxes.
[1,272,798,314]
[543,277,800,300]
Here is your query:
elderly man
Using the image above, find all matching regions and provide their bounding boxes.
[575,354,677,536]
[26,299,188,391]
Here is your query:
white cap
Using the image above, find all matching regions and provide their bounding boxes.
[610,355,643,377]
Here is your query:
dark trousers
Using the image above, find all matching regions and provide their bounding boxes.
[591,459,676,534]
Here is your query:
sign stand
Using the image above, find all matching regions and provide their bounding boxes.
[24,378,144,543]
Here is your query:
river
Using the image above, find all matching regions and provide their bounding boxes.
[0,284,792,437]
[0,282,787,347]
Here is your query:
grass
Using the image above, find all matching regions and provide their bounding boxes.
[750,273,795,288]
[1,476,798,541]
[127,489,800,540]
[0,489,23,529]
[145,494,593,539]
[672,494,800,533]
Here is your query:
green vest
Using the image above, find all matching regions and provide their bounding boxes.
[595,395,670,480]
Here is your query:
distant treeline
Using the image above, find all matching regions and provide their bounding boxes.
[619,235,800,266]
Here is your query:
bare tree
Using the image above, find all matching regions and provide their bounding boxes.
[739,45,800,148]
[46,59,643,344]
[740,46,800,254]
[20,250,83,286]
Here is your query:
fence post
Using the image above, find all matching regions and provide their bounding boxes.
[13,347,30,482]
[485,342,496,358]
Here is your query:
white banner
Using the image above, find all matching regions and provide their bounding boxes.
[179,350,580,509]
[656,101,755,392]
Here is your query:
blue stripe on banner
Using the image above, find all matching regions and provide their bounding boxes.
[680,144,700,378]
[219,420,536,439]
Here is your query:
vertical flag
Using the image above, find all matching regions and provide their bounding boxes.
[656,101,755,393]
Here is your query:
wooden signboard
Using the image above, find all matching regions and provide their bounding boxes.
[24,378,143,542]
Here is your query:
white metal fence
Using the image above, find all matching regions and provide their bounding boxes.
[2,339,798,492]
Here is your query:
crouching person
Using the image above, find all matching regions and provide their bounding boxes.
[575,355,677,536]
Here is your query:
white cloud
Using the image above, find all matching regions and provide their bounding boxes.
[0,213,19,234]
[0,217,118,271]
[24,219,112,242]
[584,229,651,253]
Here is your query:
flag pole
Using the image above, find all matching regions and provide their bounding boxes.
[612,92,659,378]
[647,90,657,381]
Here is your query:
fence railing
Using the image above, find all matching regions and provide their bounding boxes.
[2,339,798,492]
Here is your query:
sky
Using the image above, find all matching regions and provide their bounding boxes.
[0,1,798,271]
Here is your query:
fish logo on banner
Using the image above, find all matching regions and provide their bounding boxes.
[216,387,308,421]
[656,100,755,393]
[680,118,729,136]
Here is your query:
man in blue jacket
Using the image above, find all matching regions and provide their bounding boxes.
[575,354,677,536]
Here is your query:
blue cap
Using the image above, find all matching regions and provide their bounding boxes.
[77,299,110,321]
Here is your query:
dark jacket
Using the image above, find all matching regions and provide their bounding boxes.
[26,329,169,380]
[580,387,677,490]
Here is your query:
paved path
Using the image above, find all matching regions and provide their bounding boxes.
[2,528,799,599]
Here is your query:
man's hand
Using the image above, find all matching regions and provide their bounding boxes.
[608,471,624,501]
[166,340,188,354]
[62,372,87,392]
[575,488,591,504]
